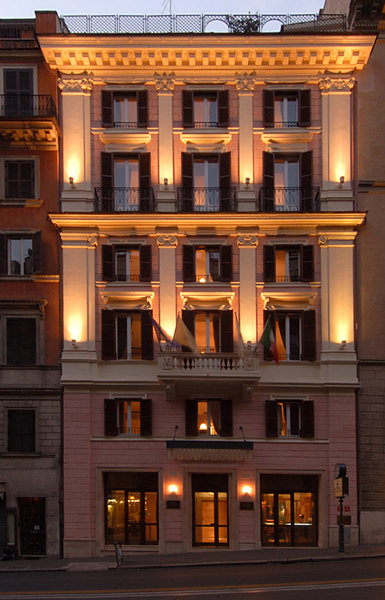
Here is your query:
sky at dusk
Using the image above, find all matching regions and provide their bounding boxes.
[2,0,325,21]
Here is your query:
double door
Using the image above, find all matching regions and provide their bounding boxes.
[192,474,228,547]
[261,491,316,546]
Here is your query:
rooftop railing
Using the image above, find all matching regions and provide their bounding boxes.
[62,13,347,35]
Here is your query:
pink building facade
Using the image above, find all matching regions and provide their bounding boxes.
[39,15,374,556]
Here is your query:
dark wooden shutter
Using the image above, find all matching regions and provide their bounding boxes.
[302,311,316,361]
[263,311,275,361]
[181,152,193,211]
[218,90,229,126]
[32,231,41,273]
[101,310,115,360]
[264,245,275,282]
[139,152,151,211]
[301,245,314,282]
[0,234,6,275]
[301,151,313,211]
[220,399,233,436]
[4,69,33,94]
[265,401,278,437]
[141,310,154,360]
[101,90,113,127]
[263,151,274,211]
[220,245,232,282]
[102,245,114,281]
[185,399,198,436]
[263,89,275,127]
[182,90,194,127]
[182,309,195,352]
[301,400,314,438]
[104,399,118,436]
[221,310,233,353]
[219,152,231,211]
[140,398,152,436]
[137,90,148,127]
[183,245,195,282]
[101,152,113,210]
[298,89,311,127]
[140,245,152,282]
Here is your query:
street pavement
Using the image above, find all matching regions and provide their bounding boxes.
[1,543,385,572]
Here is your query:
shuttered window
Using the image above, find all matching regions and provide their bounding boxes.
[185,399,233,436]
[8,409,35,452]
[263,89,311,128]
[265,400,314,438]
[5,160,35,199]
[263,310,316,362]
[263,244,314,283]
[104,398,152,437]
[181,310,233,353]
[102,244,152,282]
[6,318,36,365]
[101,90,148,127]
[183,245,232,282]
[182,90,229,127]
[101,310,154,361]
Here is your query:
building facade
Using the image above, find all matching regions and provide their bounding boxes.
[0,13,63,557]
[38,14,375,557]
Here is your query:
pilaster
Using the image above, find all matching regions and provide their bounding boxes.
[155,73,175,206]
[236,74,256,209]
[157,232,178,339]
[237,232,258,344]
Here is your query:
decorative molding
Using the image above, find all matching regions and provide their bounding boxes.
[154,72,176,93]
[87,234,99,247]
[235,72,258,93]
[319,76,356,93]
[58,75,93,94]
[157,234,178,247]
[237,234,259,247]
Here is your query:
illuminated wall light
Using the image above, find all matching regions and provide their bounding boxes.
[340,339,347,350]
[163,178,168,188]
[245,177,250,188]
[69,176,75,189]
[241,485,252,496]
[66,157,81,184]
[168,484,178,495]
[66,314,84,344]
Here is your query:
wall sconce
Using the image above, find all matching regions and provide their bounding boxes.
[241,485,252,496]
[340,340,347,350]
[339,176,345,188]
[245,177,250,189]
[71,338,78,348]
[69,176,75,189]
[168,484,178,495]
[163,178,168,189]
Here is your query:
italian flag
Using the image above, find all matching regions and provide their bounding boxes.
[260,317,279,364]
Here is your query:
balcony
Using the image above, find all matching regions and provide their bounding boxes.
[258,187,320,212]
[0,95,59,149]
[94,187,155,212]
[177,187,237,212]
[157,346,259,402]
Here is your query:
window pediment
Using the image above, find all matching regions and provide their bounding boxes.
[180,131,232,153]
[101,291,154,310]
[92,127,152,151]
[261,292,315,311]
[181,292,234,311]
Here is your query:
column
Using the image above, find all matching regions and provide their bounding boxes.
[236,74,257,211]
[61,231,97,371]
[58,76,93,211]
[157,233,178,339]
[155,72,176,212]
[319,76,355,211]
[318,231,358,383]
[237,233,258,344]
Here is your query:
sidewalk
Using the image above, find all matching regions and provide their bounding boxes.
[2,543,385,572]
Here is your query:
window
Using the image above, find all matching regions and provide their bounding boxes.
[99,152,152,212]
[101,309,153,360]
[183,245,232,283]
[179,152,233,212]
[182,90,229,128]
[104,471,158,545]
[101,90,148,128]
[182,309,233,353]
[0,301,44,365]
[0,232,41,276]
[264,245,313,283]
[185,399,233,436]
[263,89,310,128]
[261,151,314,212]
[7,318,36,365]
[265,400,314,438]
[102,244,152,282]
[8,409,35,452]
[104,398,152,436]
[3,68,34,116]
[263,310,316,362]
[5,160,35,199]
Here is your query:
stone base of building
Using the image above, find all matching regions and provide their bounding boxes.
[360,511,385,544]
[328,525,359,547]
[63,539,99,558]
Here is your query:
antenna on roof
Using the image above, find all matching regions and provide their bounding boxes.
[161,0,172,15]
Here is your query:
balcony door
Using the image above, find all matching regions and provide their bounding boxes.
[114,157,139,211]
[193,156,219,211]
[274,156,299,210]
[262,151,313,212]
[180,152,232,212]
[100,152,151,212]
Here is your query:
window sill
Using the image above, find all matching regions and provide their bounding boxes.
[1,452,41,457]
[0,198,42,208]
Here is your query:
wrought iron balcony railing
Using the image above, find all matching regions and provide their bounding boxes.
[258,187,320,212]
[177,187,237,212]
[0,95,57,119]
[94,187,155,212]
[62,13,347,35]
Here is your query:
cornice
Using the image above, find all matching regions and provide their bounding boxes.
[49,212,366,237]
[38,34,375,75]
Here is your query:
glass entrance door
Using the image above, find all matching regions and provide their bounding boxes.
[193,491,228,546]
[262,491,316,546]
